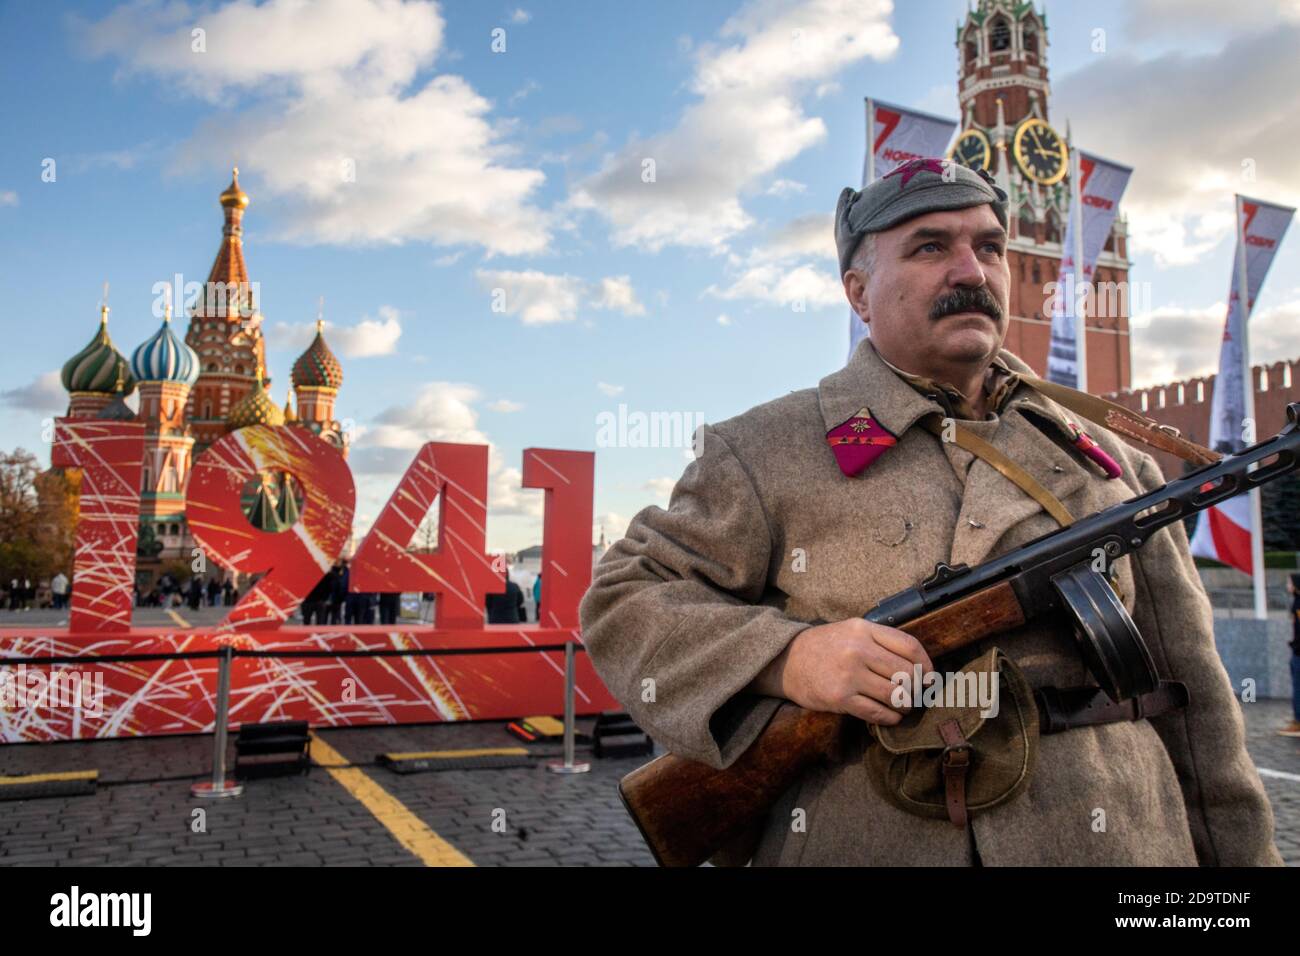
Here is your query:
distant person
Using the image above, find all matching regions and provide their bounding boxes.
[1282,574,1300,738]
[187,576,203,611]
[222,579,235,606]
[8,578,18,610]
[301,572,332,626]
[327,561,349,625]
[206,576,221,607]
[486,561,526,624]
[358,592,377,625]
[420,592,436,624]
[50,571,69,610]
[533,572,542,623]
[378,592,401,625]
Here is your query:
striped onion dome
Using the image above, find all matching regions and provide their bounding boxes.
[291,319,344,390]
[130,305,200,386]
[62,305,134,394]
[227,369,285,430]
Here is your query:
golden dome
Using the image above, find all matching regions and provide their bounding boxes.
[220,166,249,209]
[283,386,297,423]
[226,369,284,430]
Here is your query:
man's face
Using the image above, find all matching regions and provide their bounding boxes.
[843,204,1010,376]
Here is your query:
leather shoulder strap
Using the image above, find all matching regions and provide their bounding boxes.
[920,414,1074,528]
[1017,374,1222,467]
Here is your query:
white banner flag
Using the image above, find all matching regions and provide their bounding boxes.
[1190,195,1294,576]
[849,99,958,360]
[1046,150,1132,389]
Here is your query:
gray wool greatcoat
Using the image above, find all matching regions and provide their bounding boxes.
[579,338,1282,866]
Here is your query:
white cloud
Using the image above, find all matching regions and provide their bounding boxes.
[488,399,524,412]
[509,7,532,24]
[508,79,540,106]
[0,191,18,207]
[703,212,840,310]
[1127,297,1300,388]
[348,380,543,518]
[1126,0,1300,40]
[568,0,899,251]
[592,276,646,315]
[1053,23,1300,267]
[597,382,624,396]
[717,313,733,326]
[2,371,66,413]
[595,511,629,543]
[265,306,403,357]
[476,269,646,323]
[706,262,843,310]
[75,0,550,255]
[476,269,585,324]
[643,477,677,500]
[749,212,836,264]
[765,178,807,197]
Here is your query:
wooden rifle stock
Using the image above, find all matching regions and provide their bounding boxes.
[618,579,1026,867]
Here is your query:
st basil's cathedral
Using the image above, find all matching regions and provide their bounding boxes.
[57,170,347,584]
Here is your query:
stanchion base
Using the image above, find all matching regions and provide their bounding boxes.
[547,761,591,774]
[191,780,244,798]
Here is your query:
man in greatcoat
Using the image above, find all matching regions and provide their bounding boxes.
[578,159,1281,866]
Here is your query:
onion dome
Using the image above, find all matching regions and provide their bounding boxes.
[283,386,297,423]
[130,304,200,386]
[227,368,285,430]
[62,305,133,394]
[220,166,249,209]
[291,319,344,390]
[97,367,137,422]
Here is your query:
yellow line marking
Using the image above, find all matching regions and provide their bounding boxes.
[383,747,528,760]
[309,732,474,867]
[0,770,97,785]
[167,609,190,627]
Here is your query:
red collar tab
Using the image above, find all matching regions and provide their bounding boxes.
[826,407,898,477]
[1068,423,1123,479]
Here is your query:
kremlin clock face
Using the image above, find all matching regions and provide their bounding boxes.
[948,128,991,172]
[1012,118,1068,185]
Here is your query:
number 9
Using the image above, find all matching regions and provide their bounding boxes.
[187,425,354,629]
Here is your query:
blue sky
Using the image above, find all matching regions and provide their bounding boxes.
[2,0,1298,550]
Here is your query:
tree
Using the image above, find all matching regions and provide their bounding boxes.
[0,449,80,586]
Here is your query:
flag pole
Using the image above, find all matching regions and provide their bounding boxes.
[1071,144,1088,392]
[1235,194,1268,619]
[865,97,875,185]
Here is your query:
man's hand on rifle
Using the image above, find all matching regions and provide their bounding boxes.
[746,619,934,725]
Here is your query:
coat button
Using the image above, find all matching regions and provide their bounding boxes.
[1052,464,1064,473]
[872,515,911,546]
[968,518,985,529]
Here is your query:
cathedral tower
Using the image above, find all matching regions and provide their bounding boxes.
[184,168,270,451]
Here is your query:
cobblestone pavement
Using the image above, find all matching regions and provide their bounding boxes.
[0,701,1295,866]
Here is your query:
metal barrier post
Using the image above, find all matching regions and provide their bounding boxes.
[191,644,244,798]
[548,640,590,775]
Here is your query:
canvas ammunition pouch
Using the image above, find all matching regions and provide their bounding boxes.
[864,647,1190,829]
[865,647,1038,829]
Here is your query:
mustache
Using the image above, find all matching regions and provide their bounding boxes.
[929,286,1003,323]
